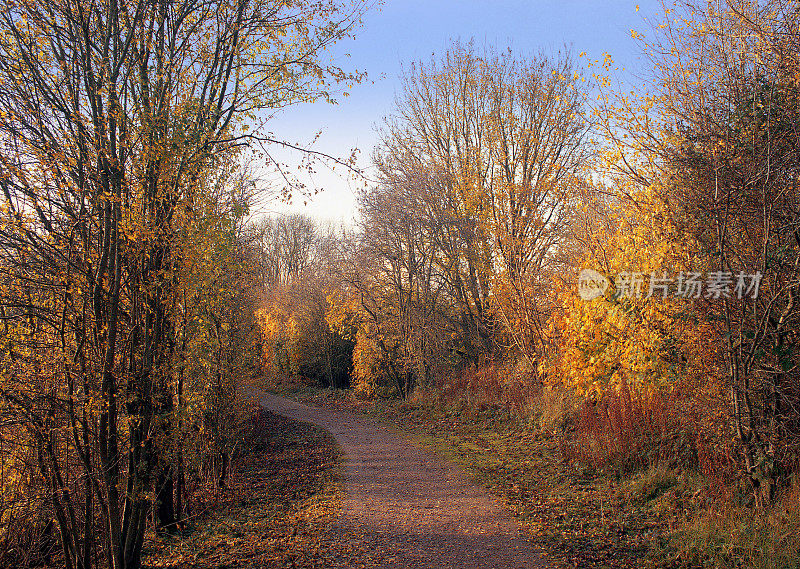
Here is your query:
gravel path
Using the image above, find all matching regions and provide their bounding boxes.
[256,392,543,568]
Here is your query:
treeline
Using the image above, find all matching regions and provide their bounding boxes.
[266,0,800,526]
[0,1,367,568]
[257,215,354,389]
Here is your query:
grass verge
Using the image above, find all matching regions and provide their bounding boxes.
[272,385,702,569]
[142,408,341,569]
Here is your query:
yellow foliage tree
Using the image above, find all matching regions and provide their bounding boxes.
[545,180,719,400]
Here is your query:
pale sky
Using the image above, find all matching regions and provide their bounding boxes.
[261,0,665,225]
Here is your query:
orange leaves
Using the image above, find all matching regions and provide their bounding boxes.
[543,180,711,400]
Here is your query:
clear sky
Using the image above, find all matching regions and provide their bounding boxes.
[262,0,666,225]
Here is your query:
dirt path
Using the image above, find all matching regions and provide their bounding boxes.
[256,392,543,568]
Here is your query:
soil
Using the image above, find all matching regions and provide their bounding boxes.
[257,392,543,568]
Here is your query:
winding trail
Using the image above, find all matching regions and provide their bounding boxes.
[256,392,543,568]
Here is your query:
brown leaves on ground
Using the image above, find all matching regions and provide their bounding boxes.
[143,410,341,569]
[288,387,693,568]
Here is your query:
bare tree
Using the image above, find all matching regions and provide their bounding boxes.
[371,41,589,371]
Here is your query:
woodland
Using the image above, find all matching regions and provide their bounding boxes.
[0,1,799,568]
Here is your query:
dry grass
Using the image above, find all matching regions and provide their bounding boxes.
[268,367,800,569]
[659,478,800,569]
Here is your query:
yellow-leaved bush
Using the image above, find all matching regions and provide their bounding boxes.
[543,181,720,400]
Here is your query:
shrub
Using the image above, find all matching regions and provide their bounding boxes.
[562,383,693,474]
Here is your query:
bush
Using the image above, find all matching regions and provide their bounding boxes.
[561,383,694,474]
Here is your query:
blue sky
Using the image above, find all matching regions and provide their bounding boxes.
[263,0,665,224]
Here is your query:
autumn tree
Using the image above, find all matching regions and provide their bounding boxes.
[592,0,800,506]
[170,158,269,510]
[367,41,589,378]
[332,173,455,398]
[0,0,368,567]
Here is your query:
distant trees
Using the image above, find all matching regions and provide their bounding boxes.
[258,215,354,389]
[332,41,589,396]
[254,214,318,287]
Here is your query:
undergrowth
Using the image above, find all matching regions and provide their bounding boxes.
[272,374,800,569]
[142,407,341,568]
